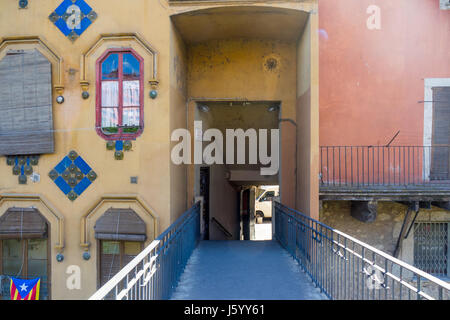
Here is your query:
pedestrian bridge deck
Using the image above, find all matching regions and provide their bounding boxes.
[89,202,450,301]
[170,240,327,300]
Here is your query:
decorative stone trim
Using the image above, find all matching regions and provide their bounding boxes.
[0,36,64,95]
[80,195,159,250]
[80,33,158,95]
[0,194,65,250]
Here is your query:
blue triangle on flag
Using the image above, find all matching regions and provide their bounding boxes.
[11,277,40,299]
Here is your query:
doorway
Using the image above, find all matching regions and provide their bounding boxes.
[193,101,280,241]
[199,167,210,240]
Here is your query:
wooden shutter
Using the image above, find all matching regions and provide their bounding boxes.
[0,49,54,155]
[431,87,450,180]
[0,208,48,239]
[99,241,121,287]
[94,208,147,241]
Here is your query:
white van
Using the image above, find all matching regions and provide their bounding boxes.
[255,186,279,220]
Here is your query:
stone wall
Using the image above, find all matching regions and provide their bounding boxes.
[320,200,450,264]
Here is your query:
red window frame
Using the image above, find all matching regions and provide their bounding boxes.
[96,48,144,140]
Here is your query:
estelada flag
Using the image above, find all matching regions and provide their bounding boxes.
[10,277,40,300]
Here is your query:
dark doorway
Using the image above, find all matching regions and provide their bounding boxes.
[200,167,210,240]
[242,189,250,240]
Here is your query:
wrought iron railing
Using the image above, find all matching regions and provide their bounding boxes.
[89,202,201,300]
[413,222,449,277]
[274,201,450,300]
[320,146,450,187]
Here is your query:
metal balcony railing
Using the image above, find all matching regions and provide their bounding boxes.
[89,202,201,300]
[320,146,450,188]
[274,201,450,300]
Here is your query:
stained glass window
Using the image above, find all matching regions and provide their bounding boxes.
[97,49,143,140]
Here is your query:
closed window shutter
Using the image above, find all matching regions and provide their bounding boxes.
[431,87,450,180]
[100,243,121,287]
[94,208,147,242]
[0,49,54,155]
[0,208,48,239]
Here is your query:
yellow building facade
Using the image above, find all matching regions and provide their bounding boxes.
[0,0,319,299]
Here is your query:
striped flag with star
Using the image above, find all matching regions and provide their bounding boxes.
[10,277,41,300]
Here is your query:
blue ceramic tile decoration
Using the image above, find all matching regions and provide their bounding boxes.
[105,140,132,160]
[49,0,97,42]
[6,155,39,185]
[49,151,97,201]
[115,141,124,151]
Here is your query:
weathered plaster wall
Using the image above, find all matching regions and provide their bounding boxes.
[320,201,450,262]
[186,38,298,210]
[321,201,404,254]
[0,0,174,299]
[296,14,320,219]
[0,0,320,299]
[169,23,188,222]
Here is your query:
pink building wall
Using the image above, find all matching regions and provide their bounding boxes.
[319,0,450,147]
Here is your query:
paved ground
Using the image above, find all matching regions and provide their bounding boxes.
[170,240,328,300]
[254,221,272,240]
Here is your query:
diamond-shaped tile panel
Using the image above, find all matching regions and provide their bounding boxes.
[49,151,97,201]
[49,0,97,42]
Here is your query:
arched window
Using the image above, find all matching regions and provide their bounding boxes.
[96,48,144,140]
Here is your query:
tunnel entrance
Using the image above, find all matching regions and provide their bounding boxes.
[194,101,280,240]
[174,4,319,227]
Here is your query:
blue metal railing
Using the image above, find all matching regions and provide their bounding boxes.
[274,201,450,300]
[89,202,201,300]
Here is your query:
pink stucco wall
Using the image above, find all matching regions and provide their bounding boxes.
[319,0,450,147]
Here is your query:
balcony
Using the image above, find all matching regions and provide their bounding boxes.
[319,146,450,202]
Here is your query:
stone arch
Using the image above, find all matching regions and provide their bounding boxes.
[80,195,159,250]
[0,194,65,251]
[0,36,64,95]
[80,33,158,93]
[170,5,311,43]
